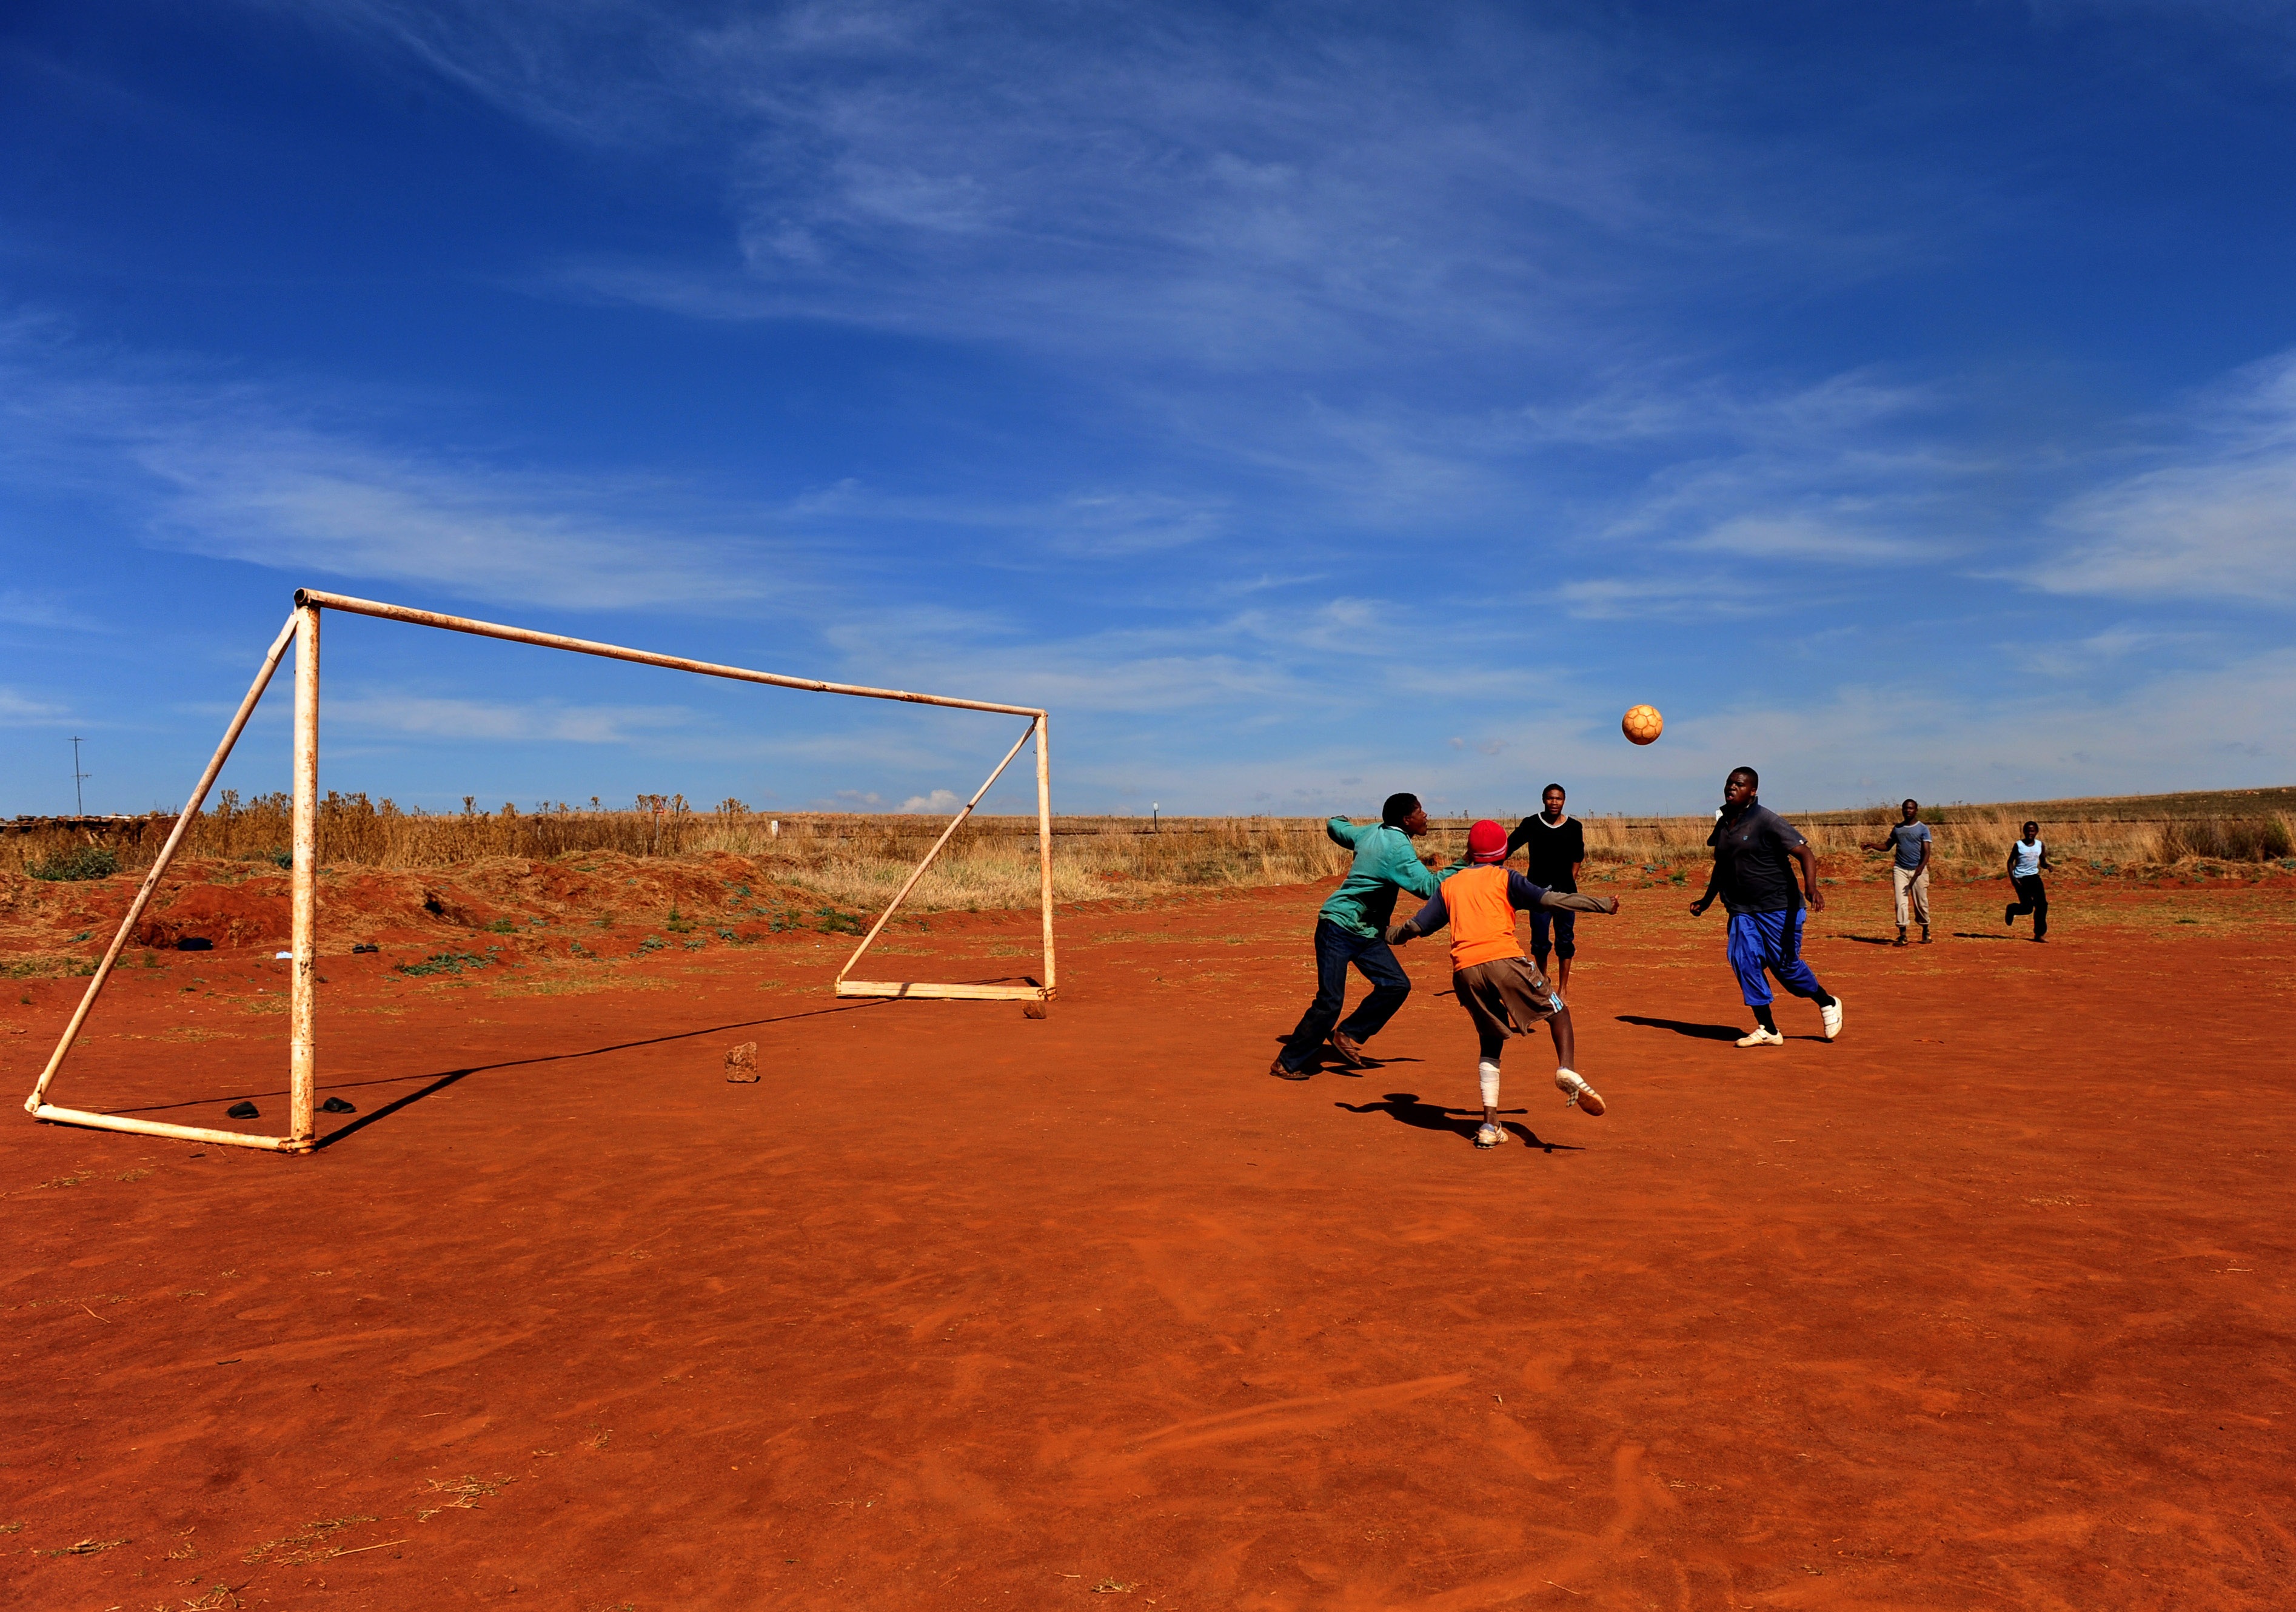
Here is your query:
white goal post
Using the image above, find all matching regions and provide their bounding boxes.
[22,588,1056,1154]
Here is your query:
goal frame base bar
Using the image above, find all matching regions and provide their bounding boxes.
[835,981,1049,1002]
[29,1103,309,1152]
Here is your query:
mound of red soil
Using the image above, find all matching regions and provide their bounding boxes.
[0,850,863,970]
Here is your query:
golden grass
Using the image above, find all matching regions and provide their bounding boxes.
[4,791,2289,916]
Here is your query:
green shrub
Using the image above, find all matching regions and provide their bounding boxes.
[27,847,119,882]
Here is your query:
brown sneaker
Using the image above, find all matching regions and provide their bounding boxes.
[1268,1054,1311,1081]
[1327,1029,1374,1068]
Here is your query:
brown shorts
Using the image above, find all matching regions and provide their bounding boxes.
[1453,956,1563,1050]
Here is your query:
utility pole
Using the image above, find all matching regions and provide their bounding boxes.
[71,736,91,816]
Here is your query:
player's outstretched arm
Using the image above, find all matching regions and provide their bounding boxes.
[1384,889,1449,947]
[1541,891,1620,916]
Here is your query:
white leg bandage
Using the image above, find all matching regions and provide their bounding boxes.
[1478,1058,1502,1109]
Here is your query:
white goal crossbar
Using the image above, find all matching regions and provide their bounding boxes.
[22,589,1055,1153]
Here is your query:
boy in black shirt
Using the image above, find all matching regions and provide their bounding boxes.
[1505,784,1587,999]
[1689,766,1844,1046]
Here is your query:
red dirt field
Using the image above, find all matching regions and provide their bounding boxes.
[5,876,2293,1610]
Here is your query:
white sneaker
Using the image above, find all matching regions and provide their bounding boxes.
[1820,997,1844,1041]
[1555,1069,1605,1116]
[1474,1122,1506,1149]
[1736,1026,1784,1047]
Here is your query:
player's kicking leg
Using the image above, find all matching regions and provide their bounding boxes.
[1456,958,1604,1147]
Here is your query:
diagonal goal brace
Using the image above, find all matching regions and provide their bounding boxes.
[22,589,1056,1154]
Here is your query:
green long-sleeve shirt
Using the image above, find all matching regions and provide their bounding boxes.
[1319,817,1458,938]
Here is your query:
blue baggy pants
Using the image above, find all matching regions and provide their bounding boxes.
[1727,907,1827,1008]
[1277,918,1411,1072]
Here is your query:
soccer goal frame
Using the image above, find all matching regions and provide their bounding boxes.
[23,588,1056,1154]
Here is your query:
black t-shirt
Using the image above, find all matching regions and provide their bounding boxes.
[1508,814,1584,893]
[1707,802,1807,915]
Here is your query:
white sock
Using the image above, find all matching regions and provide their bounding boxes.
[1479,1059,1502,1109]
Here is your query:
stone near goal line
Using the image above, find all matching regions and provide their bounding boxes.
[724,1041,760,1083]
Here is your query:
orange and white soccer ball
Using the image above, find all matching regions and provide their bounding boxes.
[1621,704,1664,745]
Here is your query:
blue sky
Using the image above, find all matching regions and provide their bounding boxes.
[4,1,2294,821]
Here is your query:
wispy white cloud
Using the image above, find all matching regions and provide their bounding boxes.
[0,687,75,727]
[2039,349,2296,604]
[0,319,818,613]
[283,1,1913,379]
[0,589,105,633]
[323,692,700,744]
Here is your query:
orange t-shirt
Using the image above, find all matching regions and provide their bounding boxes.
[1443,865,1524,970]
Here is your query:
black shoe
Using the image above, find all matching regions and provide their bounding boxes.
[2004,903,2017,925]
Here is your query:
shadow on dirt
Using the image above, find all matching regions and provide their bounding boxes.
[92,998,901,1147]
[1616,1014,1742,1041]
[1334,1092,1580,1153]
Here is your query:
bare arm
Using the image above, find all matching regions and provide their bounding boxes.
[1792,841,1827,912]
[1689,859,1723,915]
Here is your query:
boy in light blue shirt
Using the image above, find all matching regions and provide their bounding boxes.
[2004,821,2052,941]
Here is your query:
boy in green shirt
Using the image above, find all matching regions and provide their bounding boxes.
[1270,792,1455,1079]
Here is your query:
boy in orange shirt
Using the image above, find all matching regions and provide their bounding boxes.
[1386,818,1620,1147]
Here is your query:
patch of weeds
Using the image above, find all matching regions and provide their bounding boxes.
[69,930,91,943]
[38,1172,93,1189]
[27,846,119,881]
[487,918,515,934]
[715,927,743,943]
[410,1475,514,1523]
[244,1515,376,1565]
[813,906,864,935]
[395,952,489,977]
[116,1167,150,1183]
[46,1536,130,1556]
[267,847,293,869]
[664,907,694,934]
[637,936,666,954]
[684,937,706,950]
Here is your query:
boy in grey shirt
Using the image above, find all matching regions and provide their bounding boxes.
[1863,799,1932,946]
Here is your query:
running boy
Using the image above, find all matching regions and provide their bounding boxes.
[2004,821,2051,941]
[1269,793,1455,1079]
[1505,784,1587,996]
[1688,767,1844,1046]
[1385,818,1618,1146]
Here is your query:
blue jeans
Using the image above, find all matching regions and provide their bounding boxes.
[1528,905,1576,962]
[1279,918,1411,1070]
[1726,908,1827,1008]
